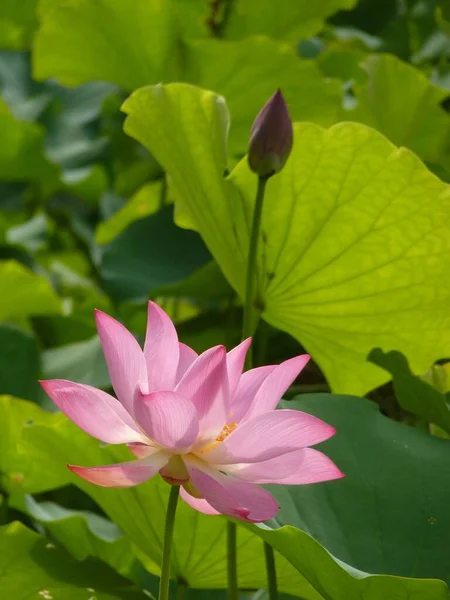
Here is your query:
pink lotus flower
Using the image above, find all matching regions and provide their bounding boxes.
[40,302,343,523]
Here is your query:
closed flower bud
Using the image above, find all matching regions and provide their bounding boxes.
[248,89,293,179]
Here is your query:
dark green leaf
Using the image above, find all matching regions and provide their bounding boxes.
[368,348,450,433]
[0,522,149,599]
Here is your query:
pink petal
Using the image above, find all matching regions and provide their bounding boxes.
[68,453,169,487]
[202,409,336,464]
[95,309,147,416]
[230,365,276,423]
[127,443,157,459]
[242,355,310,422]
[175,346,229,441]
[144,302,180,391]
[179,487,220,516]
[224,448,344,484]
[226,338,251,397]
[134,390,199,451]
[40,380,146,445]
[176,343,198,383]
[187,465,279,522]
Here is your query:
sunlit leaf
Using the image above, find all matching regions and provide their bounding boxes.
[123,83,450,395]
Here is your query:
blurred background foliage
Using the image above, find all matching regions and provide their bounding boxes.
[0,1,449,599]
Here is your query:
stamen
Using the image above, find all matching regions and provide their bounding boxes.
[216,422,237,442]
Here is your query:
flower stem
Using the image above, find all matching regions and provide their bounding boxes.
[242,175,267,369]
[264,539,279,600]
[159,485,180,600]
[227,521,238,600]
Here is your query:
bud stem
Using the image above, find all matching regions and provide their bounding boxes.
[242,175,267,369]
[240,174,279,600]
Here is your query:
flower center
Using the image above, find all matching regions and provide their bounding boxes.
[215,422,238,442]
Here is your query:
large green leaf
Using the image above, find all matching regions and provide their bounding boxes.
[123,83,450,395]
[0,522,148,599]
[0,260,60,321]
[4,395,449,599]
[272,394,450,584]
[347,54,450,167]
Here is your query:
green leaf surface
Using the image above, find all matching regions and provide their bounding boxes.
[272,394,450,585]
[0,396,72,494]
[348,54,450,167]
[123,83,450,395]
[0,97,58,182]
[0,324,41,402]
[98,205,211,302]
[96,181,164,245]
[183,37,342,154]
[0,260,60,321]
[34,3,342,154]
[368,348,450,433]
[151,260,233,302]
[222,0,357,41]
[42,336,110,389]
[0,0,38,50]
[12,494,135,577]
[0,522,148,599]
[33,0,179,89]
[4,395,450,599]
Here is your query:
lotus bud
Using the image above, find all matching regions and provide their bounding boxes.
[248,89,293,179]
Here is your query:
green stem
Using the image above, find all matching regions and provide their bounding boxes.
[227,521,238,600]
[242,175,279,600]
[175,580,186,600]
[227,177,268,600]
[242,176,267,369]
[159,486,180,600]
[264,542,279,600]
